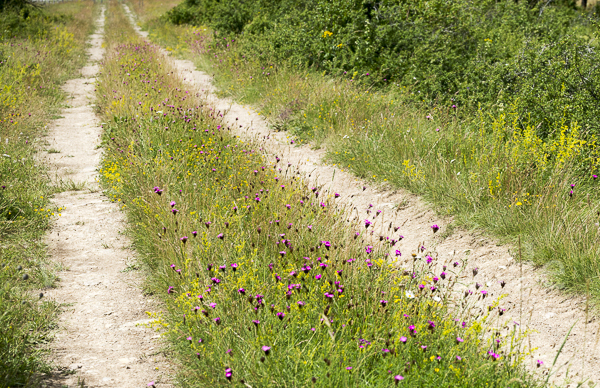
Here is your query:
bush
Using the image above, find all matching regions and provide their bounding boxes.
[167,0,600,139]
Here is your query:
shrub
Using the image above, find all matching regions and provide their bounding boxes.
[167,0,600,139]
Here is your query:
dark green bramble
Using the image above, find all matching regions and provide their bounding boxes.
[167,0,600,138]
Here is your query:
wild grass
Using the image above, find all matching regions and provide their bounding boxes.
[0,1,96,386]
[96,2,543,386]
[137,8,600,304]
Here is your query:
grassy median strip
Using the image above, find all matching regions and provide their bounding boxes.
[0,1,95,385]
[97,3,540,386]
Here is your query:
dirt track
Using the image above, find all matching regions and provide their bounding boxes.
[42,7,171,387]
[40,3,600,386]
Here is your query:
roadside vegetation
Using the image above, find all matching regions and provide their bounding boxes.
[127,0,600,302]
[0,1,95,385]
[97,2,547,386]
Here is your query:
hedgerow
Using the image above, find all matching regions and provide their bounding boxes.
[167,0,600,139]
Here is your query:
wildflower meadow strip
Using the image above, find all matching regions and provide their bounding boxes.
[0,2,95,385]
[97,4,539,387]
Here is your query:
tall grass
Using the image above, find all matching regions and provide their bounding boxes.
[136,12,600,303]
[96,2,542,386]
[0,2,95,386]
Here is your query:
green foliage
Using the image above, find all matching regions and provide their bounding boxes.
[168,0,600,138]
[166,0,258,33]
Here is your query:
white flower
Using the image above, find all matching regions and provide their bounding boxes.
[405,290,415,299]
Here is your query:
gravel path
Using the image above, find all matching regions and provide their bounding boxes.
[41,7,172,388]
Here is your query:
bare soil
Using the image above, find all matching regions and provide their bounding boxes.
[40,8,172,388]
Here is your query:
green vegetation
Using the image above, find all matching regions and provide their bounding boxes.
[167,0,600,137]
[0,2,95,385]
[97,3,542,387]
[131,0,600,301]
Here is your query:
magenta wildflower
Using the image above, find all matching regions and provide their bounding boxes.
[171,208,178,215]
[262,345,271,355]
[279,251,286,257]
[192,231,198,237]
[225,368,232,381]
[276,312,285,320]
[170,201,176,207]
[214,317,221,325]
[537,359,544,368]
[334,193,340,198]
[395,250,401,257]
[399,336,407,343]
[456,337,464,344]
[231,263,238,271]
[431,224,440,233]
[365,245,373,254]
[364,219,372,228]
[253,320,260,326]
[209,303,217,309]
[148,382,156,388]
[394,375,404,383]
[594,175,598,180]
[427,320,436,331]
[409,325,417,337]
[217,233,224,239]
